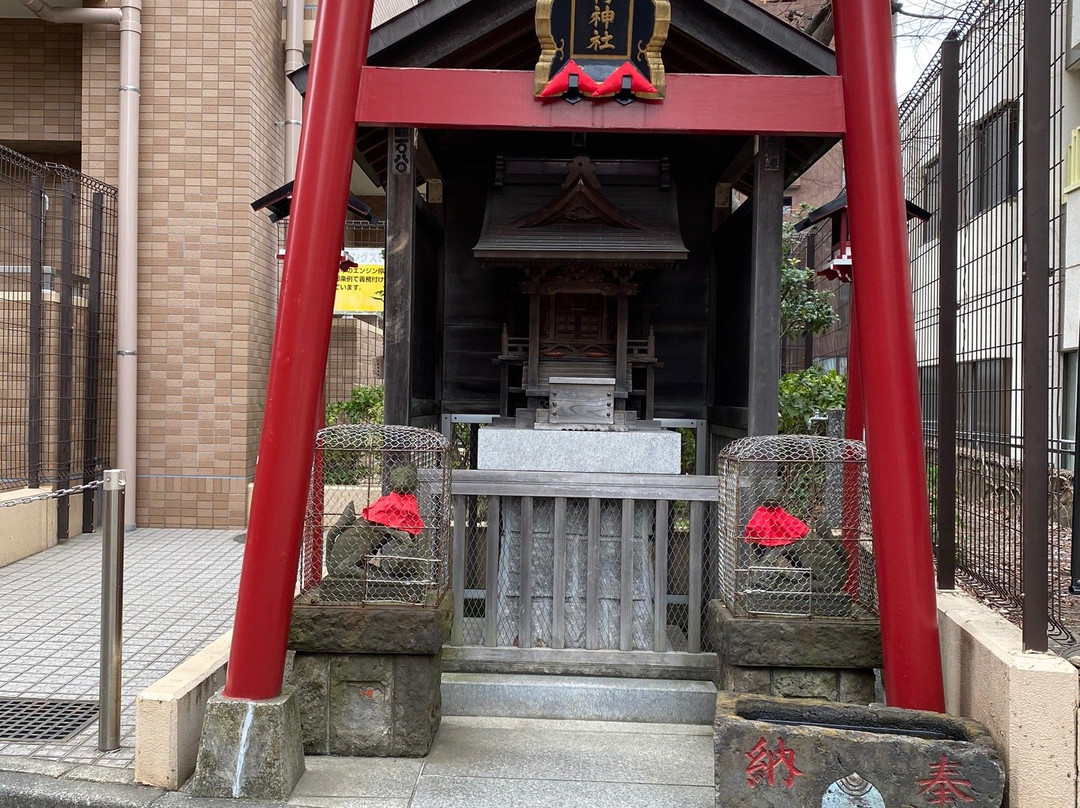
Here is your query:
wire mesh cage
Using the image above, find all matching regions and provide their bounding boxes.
[717,435,877,619]
[298,424,451,607]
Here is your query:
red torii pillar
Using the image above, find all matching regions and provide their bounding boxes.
[833,0,945,711]
[224,0,945,712]
[224,0,376,700]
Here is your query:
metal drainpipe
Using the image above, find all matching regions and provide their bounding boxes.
[21,0,141,528]
[284,0,304,181]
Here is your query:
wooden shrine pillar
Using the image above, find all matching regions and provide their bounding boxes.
[385,127,416,425]
[747,135,784,436]
[615,292,629,409]
[527,292,541,406]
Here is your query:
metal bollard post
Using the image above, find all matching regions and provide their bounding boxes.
[99,469,126,752]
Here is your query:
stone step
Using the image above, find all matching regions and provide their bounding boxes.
[441,673,718,725]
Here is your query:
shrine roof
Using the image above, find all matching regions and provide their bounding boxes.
[472,157,688,263]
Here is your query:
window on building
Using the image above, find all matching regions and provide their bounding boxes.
[814,356,848,375]
[1064,350,1078,471]
[974,102,1019,214]
[918,364,939,436]
[957,358,1011,455]
[922,157,940,243]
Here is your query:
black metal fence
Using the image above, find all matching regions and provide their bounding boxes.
[899,0,1075,647]
[0,146,118,534]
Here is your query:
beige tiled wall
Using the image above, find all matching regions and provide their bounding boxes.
[80,0,285,527]
[0,20,82,149]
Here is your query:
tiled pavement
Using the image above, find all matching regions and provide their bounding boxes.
[0,528,245,768]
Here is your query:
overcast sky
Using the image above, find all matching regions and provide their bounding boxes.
[893,0,961,97]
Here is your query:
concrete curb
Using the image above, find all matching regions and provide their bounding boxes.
[0,769,164,808]
[0,764,285,808]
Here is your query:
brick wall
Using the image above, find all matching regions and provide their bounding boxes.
[0,20,81,150]
[80,0,285,527]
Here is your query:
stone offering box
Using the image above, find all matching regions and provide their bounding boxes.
[288,424,452,757]
[714,693,1005,808]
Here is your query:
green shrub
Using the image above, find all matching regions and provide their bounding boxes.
[322,386,385,485]
[778,366,847,434]
[326,385,384,426]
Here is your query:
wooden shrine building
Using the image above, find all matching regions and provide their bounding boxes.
[331,0,839,455]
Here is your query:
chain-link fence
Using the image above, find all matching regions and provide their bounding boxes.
[278,219,386,410]
[298,424,451,607]
[897,0,1076,646]
[716,435,876,620]
[0,146,117,534]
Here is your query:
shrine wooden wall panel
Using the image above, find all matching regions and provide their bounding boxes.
[712,202,753,414]
[641,158,714,419]
[410,208,440,415]
[440,169,516,413]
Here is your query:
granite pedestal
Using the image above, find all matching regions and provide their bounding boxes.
[288,595,452,757]
[187,686,305,800]
[477,428,681,474]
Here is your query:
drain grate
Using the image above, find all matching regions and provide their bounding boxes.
[0,698,99,743]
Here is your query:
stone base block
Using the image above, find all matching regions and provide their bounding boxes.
[186,686,305,801]
[721,662,876,704]
[292,651,441,757]
[715,692,1005,808]
[707,600,882,669]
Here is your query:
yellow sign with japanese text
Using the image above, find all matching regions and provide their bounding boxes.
[335,247,384,315]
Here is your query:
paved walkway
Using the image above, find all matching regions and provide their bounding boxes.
[287,717,713,808]
[0,528,245,768]
[0,716,714,807]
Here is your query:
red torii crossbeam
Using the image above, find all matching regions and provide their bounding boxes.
[226,0,945,712]
[354,68,847,136]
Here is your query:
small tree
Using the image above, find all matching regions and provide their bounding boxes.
[326,385,384,425]
[780,215,838,341]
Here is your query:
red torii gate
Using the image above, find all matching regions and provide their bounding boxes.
[224,0,945,712]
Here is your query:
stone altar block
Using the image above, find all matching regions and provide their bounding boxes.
[477,428,681,474]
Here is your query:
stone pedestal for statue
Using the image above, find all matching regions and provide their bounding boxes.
[288,596,451,757]
[707,600,881,704]
[478,426,681,475]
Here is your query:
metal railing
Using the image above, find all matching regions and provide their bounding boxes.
[0,146,118,536]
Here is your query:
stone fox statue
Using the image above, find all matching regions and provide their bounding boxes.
[325,465,426,580]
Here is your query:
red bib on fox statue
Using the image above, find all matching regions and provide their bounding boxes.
[743,504,809,548]
[361,492,424,536]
